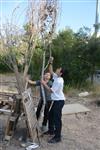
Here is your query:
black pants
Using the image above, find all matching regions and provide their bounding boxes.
[48,100,64,139]
[36,99,52,126]
[42,101,52,126]
[36,98,43,120]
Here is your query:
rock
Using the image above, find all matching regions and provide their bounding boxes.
[78,92,89,97]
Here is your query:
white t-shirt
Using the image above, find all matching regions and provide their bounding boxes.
[51,73,65,101]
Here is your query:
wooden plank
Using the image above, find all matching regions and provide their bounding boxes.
[5,114,19,139]
[5,135,11,141]
[0,91,18,96]
[1,105,9,109]
[5,117,14,137]
[22,88,39,142]
[0,109,12,115]
[0,89,18,94]
[0,81,16,84]
[62,103,90,115]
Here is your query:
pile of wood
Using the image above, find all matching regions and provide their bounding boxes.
[0,88,40,142]
[0,92,16,115]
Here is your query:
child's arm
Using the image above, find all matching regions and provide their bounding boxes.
[26,77,37,85]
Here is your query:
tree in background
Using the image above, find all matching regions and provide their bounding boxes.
[51,27,100,87]
[0,0,59,94]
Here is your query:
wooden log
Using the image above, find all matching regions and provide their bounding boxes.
[1,105,9,110]
[5,114,20,140]
[0,109,12,115]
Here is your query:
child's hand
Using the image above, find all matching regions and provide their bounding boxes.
[49,57,54,64]
[26,76,29,82]
[41,79,46,85]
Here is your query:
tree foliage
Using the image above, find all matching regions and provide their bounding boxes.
[0,26,100,87]
[50,27,100,86]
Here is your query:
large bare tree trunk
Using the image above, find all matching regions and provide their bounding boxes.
[13,64,24,94]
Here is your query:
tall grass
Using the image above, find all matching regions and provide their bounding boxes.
[64,80,94,97]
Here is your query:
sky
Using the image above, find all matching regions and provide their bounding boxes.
[0,0,99,33]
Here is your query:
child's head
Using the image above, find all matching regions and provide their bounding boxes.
[55,67,64,77]
[44,72,51,80]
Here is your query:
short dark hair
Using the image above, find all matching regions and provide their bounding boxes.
[60,68,64,75]
[60,68,69,81]
[57,67,65,77]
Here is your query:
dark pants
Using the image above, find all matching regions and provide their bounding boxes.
[48,100,64,139]
[36,99,52,126]
[36,98,43,120]
[42,101,52,126]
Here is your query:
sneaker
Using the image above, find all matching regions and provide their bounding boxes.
[26,143,39,150]
[48,137,61,144]
[20,142,26,147]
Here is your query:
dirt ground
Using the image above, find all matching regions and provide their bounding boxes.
[1,96,100,150]
[0,74,100,150]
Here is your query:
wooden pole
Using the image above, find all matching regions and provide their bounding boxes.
[41,51,46,105]
[94,0,100,37]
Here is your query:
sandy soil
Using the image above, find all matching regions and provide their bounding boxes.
[0,74,100,150]
[0,97,100,150]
